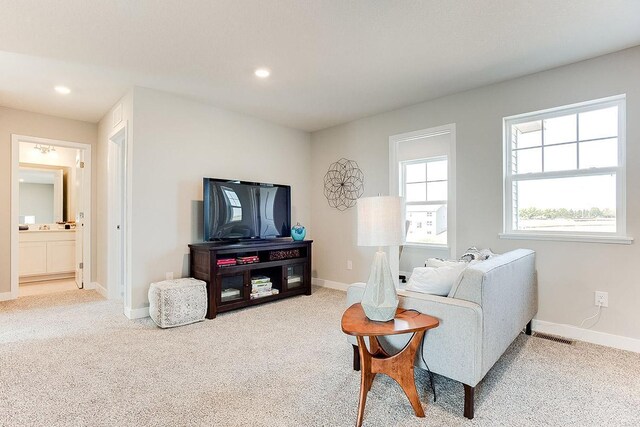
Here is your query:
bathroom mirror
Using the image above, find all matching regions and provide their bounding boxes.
[18,166,64,225]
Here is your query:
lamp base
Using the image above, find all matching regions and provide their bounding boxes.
[361,250,399,322]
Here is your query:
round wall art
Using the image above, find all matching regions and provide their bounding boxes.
[323,158,364,211]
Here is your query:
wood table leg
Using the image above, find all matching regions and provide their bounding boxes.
[355,336,372,427]
[342,304,439,426]
[370,331,426,418]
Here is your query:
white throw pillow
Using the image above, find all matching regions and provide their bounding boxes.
[406,263,468,296]
[425,258,468,268]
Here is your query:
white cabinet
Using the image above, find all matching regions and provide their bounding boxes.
[46,241,76,273]
[19,230,76,280]
[19,242,47,275]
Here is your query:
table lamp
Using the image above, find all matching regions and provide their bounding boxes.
[357,195,404,321]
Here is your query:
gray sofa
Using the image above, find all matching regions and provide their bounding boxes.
[346,249,537,419]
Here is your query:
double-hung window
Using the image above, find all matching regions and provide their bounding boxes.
[503,95,629,243]
[400,157,448,245]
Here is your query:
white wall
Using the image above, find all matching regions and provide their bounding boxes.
[124,87,311,310]
[0,107,98,295]
[310,46,640,341]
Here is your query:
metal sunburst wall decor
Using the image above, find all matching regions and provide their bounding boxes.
[323,158,364,211]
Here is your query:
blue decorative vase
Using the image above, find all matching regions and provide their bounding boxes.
[291,222,306,241]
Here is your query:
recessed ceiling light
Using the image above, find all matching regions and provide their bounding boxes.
[254,68,270,78]
[54,85,71,95]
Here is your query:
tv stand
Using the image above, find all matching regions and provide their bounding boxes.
[189,239,312,319]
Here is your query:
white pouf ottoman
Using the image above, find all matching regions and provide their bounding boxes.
[148,278,207,328]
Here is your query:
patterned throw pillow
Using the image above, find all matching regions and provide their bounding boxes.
[459,247,482,262]
[479,248,497,260]
[459,247,498,262]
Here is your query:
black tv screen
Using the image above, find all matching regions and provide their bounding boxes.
[203,178,291,241]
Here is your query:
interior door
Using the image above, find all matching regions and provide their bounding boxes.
[74,150,84,288]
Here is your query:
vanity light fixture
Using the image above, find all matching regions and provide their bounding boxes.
[254,68,270,78]
[34,144,56,154]
[54,85,71,95]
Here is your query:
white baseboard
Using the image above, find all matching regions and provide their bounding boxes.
[312,277,350,292]
[124,305,149,319]
[532,319,640,353]
[87,281,108,298]
[0,291,14,301]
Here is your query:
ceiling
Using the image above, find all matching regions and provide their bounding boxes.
[1,0,639,132]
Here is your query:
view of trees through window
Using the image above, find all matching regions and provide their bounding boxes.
[507,100,622,234]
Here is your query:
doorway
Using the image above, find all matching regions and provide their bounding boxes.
[10,135,92,299]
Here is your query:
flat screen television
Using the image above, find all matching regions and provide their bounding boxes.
[203,178,291,241]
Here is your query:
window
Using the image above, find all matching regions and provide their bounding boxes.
[503,96,629,242]
[400,157,448,245]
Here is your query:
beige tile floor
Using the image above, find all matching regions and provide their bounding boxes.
[18,279,80,297]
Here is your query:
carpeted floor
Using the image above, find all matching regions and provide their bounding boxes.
[1,287,639,426]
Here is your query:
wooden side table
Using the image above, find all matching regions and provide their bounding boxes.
[341,303,439,427]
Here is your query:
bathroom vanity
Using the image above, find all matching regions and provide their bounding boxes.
[19,228,76,282]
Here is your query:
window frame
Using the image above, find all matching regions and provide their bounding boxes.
[400,156,448,247]
[501,95,631,244]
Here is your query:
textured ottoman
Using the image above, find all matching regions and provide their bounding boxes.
[148,278,207,328]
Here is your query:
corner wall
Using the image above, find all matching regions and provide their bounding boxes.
[127,87,311,310]
[310,46,640,340]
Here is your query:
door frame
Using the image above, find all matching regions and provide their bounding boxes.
[107,123,132,311]
[11,134,92,298]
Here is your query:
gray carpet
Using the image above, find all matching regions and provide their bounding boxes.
[1,287,639,426]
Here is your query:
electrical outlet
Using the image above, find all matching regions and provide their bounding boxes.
[165,272,174,280]
[594,291,608,307]
[347,260,353,270]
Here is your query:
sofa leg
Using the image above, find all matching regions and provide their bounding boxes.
[525,320,532,336]
[352,344,360,371]
[463,384,474,419]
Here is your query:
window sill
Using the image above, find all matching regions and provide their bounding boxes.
[499,233,633,245]
[402,243,449,250]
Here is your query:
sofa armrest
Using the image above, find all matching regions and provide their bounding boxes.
[446,250,537,379]
[346,283,484,386]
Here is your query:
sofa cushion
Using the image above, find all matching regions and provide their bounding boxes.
[406,263,467,296]
[425,258,468,268]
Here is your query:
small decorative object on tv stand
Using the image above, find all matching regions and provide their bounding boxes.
[291,222,306,241]
[269,248,301,261]
[188,239,313,319]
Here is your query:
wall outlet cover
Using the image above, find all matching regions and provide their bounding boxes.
[165,272,174,280]
[594,291,608,307]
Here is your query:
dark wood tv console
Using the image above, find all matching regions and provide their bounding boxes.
[188,239,312,319]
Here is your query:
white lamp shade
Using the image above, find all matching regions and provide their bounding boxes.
[357,196,405,247]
